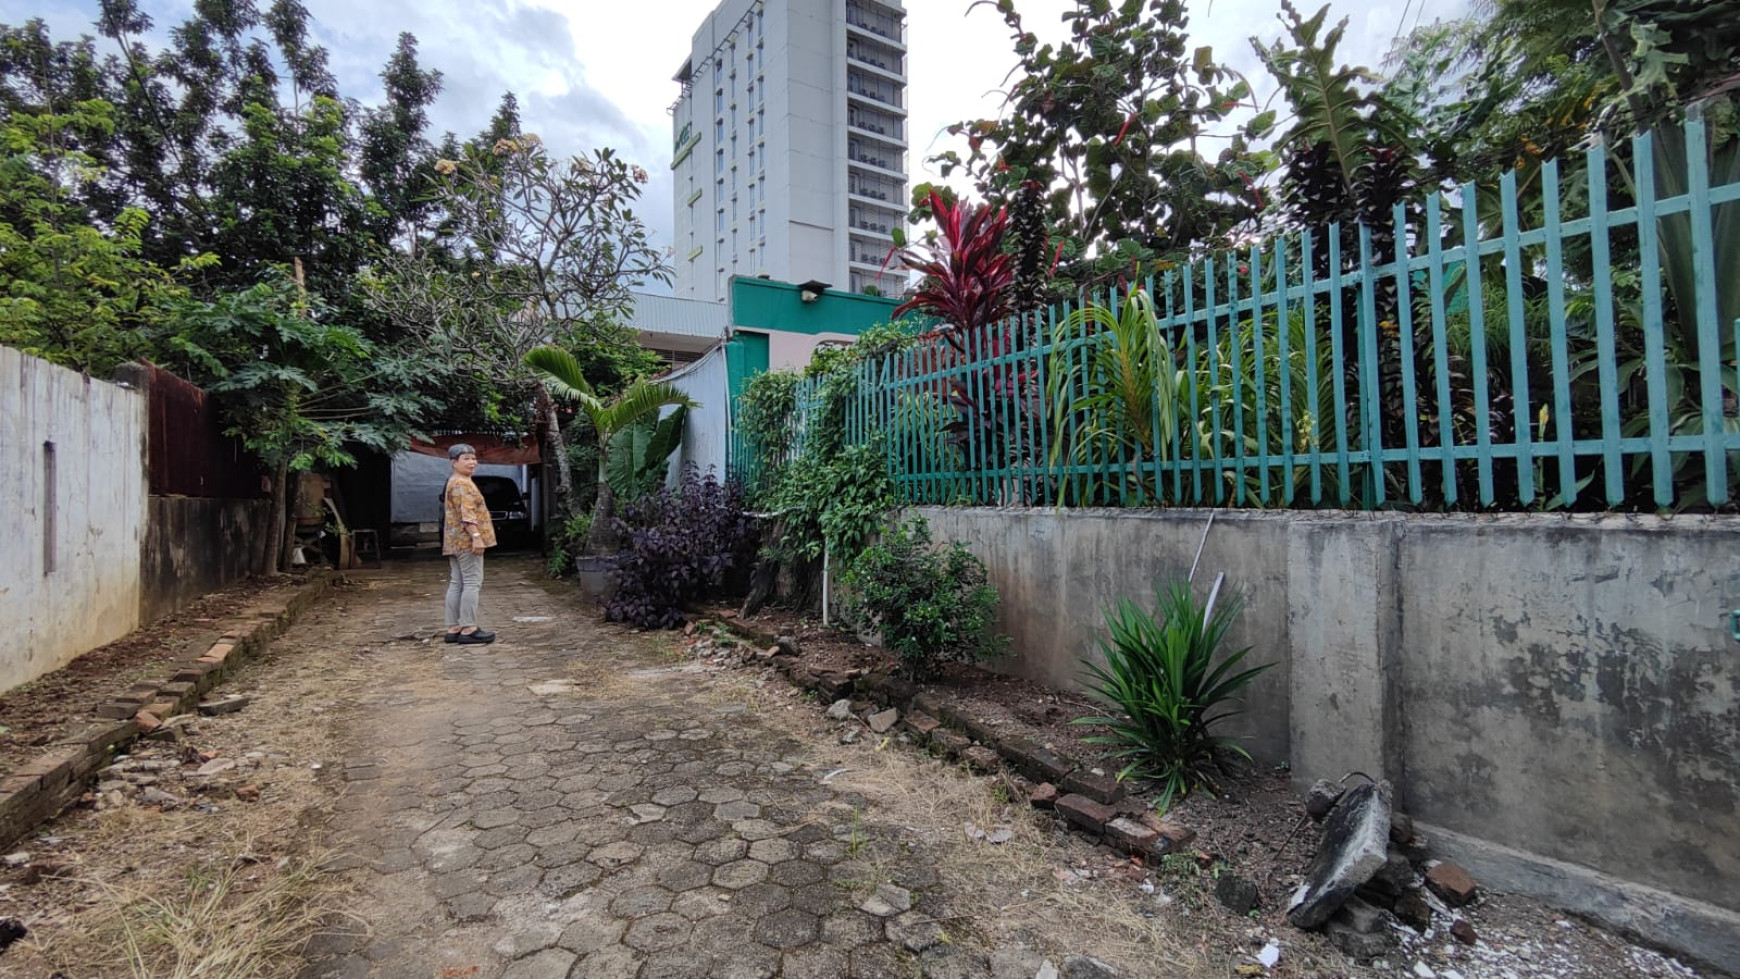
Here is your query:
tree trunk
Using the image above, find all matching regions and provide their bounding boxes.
[538,386,574,512]
[264,456,289,576]
[279,466,303,573]
[584,451,621,554]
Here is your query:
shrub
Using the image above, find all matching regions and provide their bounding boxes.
[606,465,757,629]
[546,511,593,577]
[842,517,1006,679]
[1075,580,1273,811]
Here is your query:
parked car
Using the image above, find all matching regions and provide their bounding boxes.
[472,475,531,548]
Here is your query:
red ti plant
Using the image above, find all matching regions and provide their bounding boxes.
[888,190,1035,486]
[890,189,1014,335]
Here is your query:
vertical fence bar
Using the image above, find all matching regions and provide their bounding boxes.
[1062,297,1084,505]
[1635,130,1673,507]
[1685,111,1730,504]
[1276,236,1295,505]
[1586,143,1623,505]
[1206,258,1226,504]
[1185,269,1204,503]
[1500,169,1536,505]
[1328,227,1352,504]
[962,326,982,504]
[1164,271,1183,503]
[1542,158,1578,504]
[1109,287,1130,506]
[1392,203,1423,503]
[1250,244,1272,504]
[1227,256,1247,505]
[1037,304,1055,506]
[1425,194,1458,504]
[1462,182,1495,505]
[1357,223,1387,506]
[1303,232,1323,503]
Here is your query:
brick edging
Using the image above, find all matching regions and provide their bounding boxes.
[704,616,1197,859]
[0,572,337,850]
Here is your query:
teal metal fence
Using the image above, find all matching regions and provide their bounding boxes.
[751,112,1740,511]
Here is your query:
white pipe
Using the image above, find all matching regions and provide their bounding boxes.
[822,539,831,626]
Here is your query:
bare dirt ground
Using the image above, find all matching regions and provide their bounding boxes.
[0,562,1716,979]
[0,574,301,775]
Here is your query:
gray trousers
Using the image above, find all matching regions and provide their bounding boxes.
[445,552,484,628]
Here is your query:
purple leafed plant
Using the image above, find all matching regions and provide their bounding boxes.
[606,464,758,629]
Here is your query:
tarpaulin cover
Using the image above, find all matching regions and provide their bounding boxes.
[409,434,541,466]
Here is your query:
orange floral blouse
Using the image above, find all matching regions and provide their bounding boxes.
[442,475,498,555]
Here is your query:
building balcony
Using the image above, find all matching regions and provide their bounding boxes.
[846,1,906,48]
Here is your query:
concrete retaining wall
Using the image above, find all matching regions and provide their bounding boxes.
[2,348,148,694]
[140,497,273,624]
[913,506,1740,967]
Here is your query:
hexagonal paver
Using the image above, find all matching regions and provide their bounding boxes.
[471,808,521,830]
[655,860,714,892]
[542,862,604,898]
[574,947,644,979]
[733,819,782,841]
[671,888,731,920]
[747,838,797,864]
[492,922,563,960]
[734,881,791,916]
[629,803,667,823]
[698,786,744,804]
[780,945,850,979]
[803,841,849,865]
[609,884,675,917]
[499,950,577,979]
[769,860,825,888]
[556,916,625,954]
[752,909,819,950]
[650,786,698,806]
[623,912,689,953]
[713,858,770,889]
[588,841,645,869]
[714,799,761,821]
[694,837,749,866]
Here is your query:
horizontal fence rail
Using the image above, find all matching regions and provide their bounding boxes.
[739,113,1740,512]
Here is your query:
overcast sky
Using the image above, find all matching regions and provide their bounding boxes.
[9,0,1466,281]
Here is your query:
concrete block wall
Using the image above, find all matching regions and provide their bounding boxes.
[2,347,148,693]
[913,506,1740,969]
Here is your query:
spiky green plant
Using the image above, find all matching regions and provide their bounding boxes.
[1075,580,1272,811]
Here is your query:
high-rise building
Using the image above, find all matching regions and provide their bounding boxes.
[669,0,908,302]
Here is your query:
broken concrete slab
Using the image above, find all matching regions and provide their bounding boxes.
[1287,780,1393,929]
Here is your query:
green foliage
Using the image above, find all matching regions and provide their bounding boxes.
[842,517,1006,680]
[607,406,687,503]
[0,100,206,373]
[546,510,593,577]
[524,344,697,554]
[737,368,803,487]
[1075,580,1272,811]
[1046,288,1186,504]
[762,443,896,565]
[163,273,443,473]
[934,0,1268,287]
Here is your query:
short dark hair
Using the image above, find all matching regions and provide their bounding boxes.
[448,443,477,460]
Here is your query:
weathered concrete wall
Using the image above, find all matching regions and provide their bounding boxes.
[140,497,273,624]
[915,508,1293,765]
[912,505,1740,965]
[2,348,147,693]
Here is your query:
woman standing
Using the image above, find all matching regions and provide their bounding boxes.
[443,444,497,644]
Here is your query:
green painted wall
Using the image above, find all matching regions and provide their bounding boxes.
[730,276,907,336]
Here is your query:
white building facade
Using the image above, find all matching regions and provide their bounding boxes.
[670,0,908,302]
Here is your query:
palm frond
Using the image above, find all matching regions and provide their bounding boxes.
[595,379,698,436]
[525,346,603,408]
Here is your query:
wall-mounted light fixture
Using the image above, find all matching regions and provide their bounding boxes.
[798,279,832,303]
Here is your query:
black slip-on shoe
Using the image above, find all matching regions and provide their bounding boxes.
[456,630,496,645]
[444,633,461,644]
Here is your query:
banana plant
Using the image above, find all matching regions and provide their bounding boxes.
[525,346,697,555]
[606,406,689,503]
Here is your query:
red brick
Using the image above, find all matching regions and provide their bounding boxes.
[203,642,236,662]
[1062,769,1125,805]
[902,711,941,738]
[1055,793,1117,835]
[1139,813,1198,851]
[1425,862,1479,906]
[961,746,1002,773]
[1028,783,1060,809]
[134,710,163,734]
[1104,816,1161,854]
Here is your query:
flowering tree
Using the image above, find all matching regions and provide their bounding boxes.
[363,135,670,508]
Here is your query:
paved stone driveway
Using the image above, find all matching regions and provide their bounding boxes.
[298,559,981,979]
